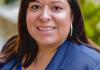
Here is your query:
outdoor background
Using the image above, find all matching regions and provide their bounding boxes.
[0,0,100,51]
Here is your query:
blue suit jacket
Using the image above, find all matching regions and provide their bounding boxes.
[1,40,100,70]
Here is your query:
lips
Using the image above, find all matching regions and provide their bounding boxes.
[37,26,56,32]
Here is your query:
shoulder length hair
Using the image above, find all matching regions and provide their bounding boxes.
[0,0,99,68]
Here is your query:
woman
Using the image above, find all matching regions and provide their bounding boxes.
[0,0,100,70]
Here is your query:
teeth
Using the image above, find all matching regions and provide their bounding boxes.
[37,26,55,31]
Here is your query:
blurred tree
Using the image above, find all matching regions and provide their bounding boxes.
[79,0,86,6]
[0,0,5,5]
[5,0,17,4]
[80,0,100,45]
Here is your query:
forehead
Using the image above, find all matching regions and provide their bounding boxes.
[32,0,67,3]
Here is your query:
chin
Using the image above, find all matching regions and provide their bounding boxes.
[38,40,57,46]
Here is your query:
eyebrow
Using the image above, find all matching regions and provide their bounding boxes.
[33,0,40,2]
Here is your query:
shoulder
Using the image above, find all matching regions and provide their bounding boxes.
[63,42,100,70]
[0,58,17,70]
[58,40,100,63]
[0,35,18,70]
[72,43,100,63]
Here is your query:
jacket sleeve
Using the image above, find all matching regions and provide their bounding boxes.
[0,59,16,70]
[0,63,5,69]
[94,63,100,70]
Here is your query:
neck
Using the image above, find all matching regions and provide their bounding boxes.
[24,44,59,70]
[38,44,59,56]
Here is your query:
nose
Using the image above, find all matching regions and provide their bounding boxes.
[39,6,51,23]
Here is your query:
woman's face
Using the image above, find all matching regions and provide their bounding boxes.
[26,0,73,47]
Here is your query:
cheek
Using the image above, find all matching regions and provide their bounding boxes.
[52,12,72,37]
[52,11,72,24]
[26,13,39,39]
[53,12,72,28]
[26,13,37,25]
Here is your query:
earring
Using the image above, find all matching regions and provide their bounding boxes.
[70,24,73,36]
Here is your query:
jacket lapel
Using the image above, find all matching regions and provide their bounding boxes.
[46,40,71,70]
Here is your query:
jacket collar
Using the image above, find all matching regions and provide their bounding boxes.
[45,40,72,70]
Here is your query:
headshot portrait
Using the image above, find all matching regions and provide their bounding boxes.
[0,0,100,70]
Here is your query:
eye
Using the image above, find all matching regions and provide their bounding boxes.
[52,6,63,12]
[31,4,41,11]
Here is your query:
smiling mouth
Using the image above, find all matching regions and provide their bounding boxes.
[37,26,56,32]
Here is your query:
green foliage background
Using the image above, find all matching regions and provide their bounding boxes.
[80,0,100,46]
